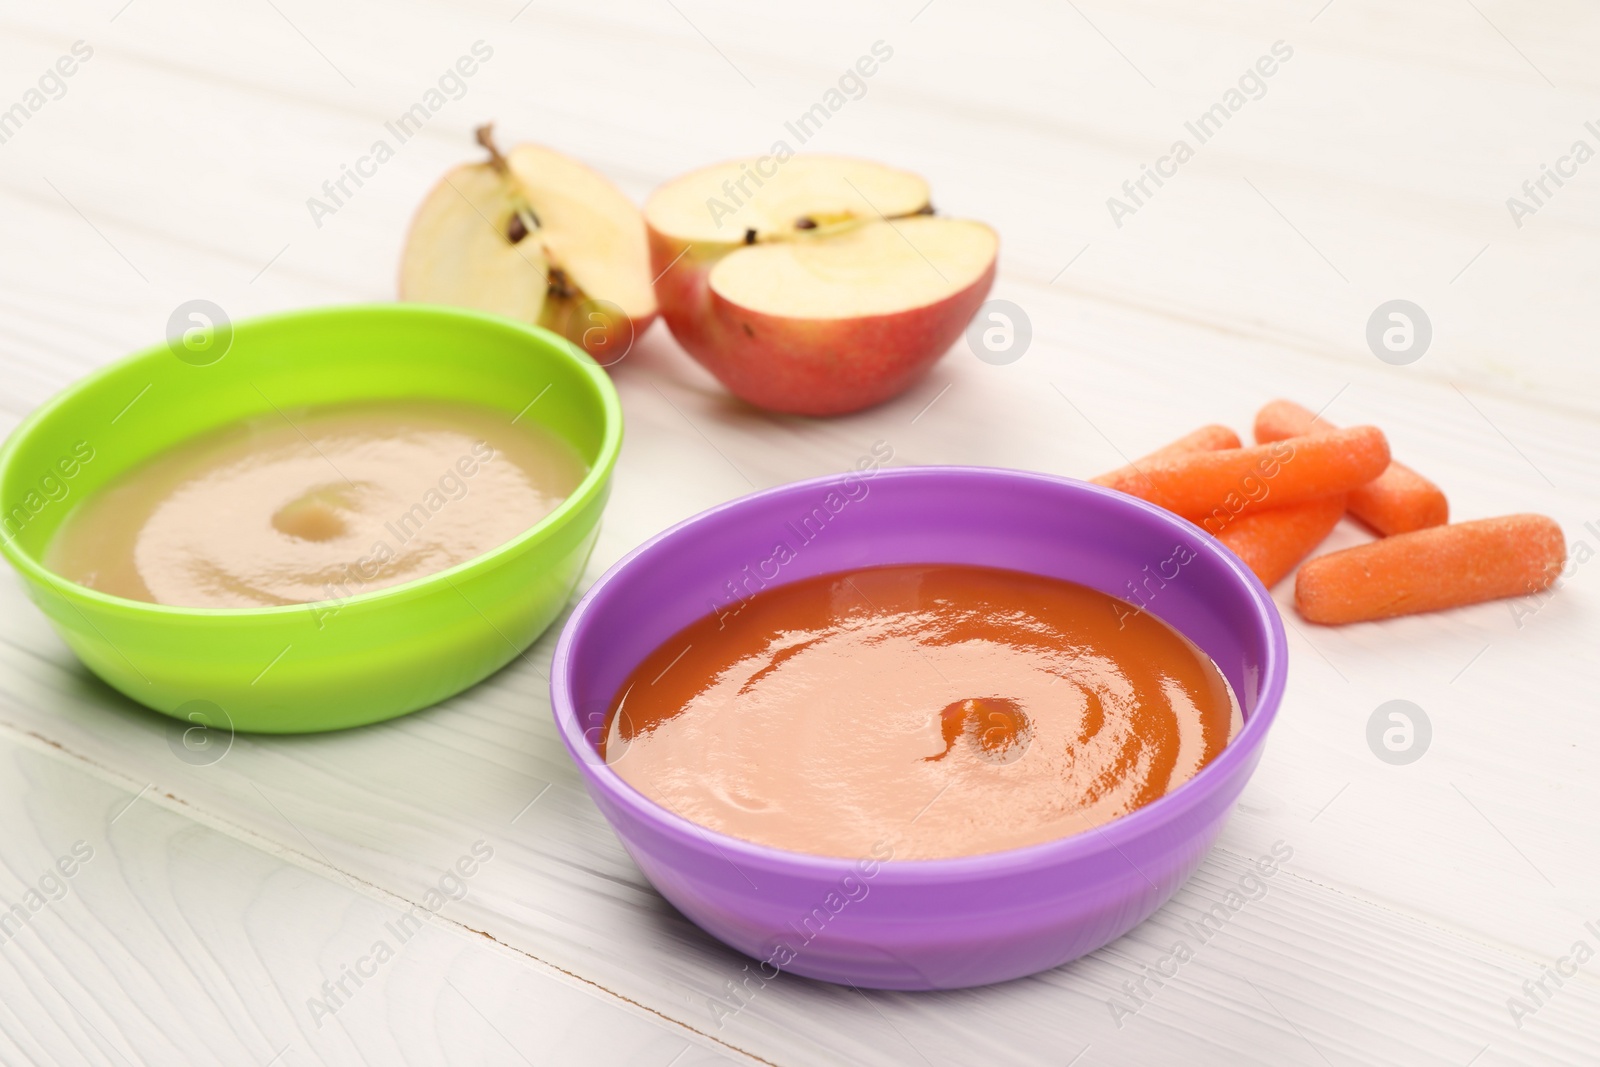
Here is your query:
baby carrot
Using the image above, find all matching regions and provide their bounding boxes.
[1295,514,1565,624]
[1255,399,1330,442]
[1090,425,1241,499]
[1254,399,1448,536]
[1092,425,1348,584]
[1125,424,1243,463]
[1098,426,1390,529]
[1218,495,1346,588]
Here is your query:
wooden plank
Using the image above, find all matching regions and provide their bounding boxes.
[0,732,745,1065]
[2,0,1598,1061]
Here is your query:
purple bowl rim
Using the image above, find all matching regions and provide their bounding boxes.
[549,464,1288,881]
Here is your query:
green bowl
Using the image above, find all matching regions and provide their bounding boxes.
[0,304,622,733]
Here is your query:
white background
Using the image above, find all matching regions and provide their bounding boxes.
[1,0,1597,1063]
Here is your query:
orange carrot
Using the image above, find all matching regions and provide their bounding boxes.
[1146,424,1242,457]
[1295,514,1565,624]
[1254,399,1448,536]
[1092,424,1347,585]
[1218,495,1347,588]
[1096,426,1389,531]
[1090,424,1241,497]
[1255,399,1330,442]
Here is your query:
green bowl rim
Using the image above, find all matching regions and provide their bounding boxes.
[0,302,624,619]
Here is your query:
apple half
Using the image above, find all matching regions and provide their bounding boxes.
[400,125,656,365]
[645,156,998,415]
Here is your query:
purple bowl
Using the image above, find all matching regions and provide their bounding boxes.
[550,465,1287,990]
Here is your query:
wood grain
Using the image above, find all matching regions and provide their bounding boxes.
[1,0,1597,1062]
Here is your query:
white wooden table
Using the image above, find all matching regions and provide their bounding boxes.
[2,1,1598,1063]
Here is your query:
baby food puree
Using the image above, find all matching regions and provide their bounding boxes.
[603,563,1240,860]
[48,399,585,608]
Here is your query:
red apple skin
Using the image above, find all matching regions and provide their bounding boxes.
[647,231,729,364]
[649,228,997,416]
[581,311,657,365]
[551,301,658,367]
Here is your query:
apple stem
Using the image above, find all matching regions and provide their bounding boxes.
[476,122,544,236]
[475,123,509,174]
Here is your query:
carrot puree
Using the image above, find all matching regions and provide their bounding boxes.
[602,563,1240,860]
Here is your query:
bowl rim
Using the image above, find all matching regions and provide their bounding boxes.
[0,303,623,618]
[550,464,1288,880]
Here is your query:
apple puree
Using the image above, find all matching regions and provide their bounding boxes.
[47,400,586,608]
[603,564,1241,860]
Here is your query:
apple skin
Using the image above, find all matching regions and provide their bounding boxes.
[590,308,658,365]
[649,228,996,416]
[542,293,658,366]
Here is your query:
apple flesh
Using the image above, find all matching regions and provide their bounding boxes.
[645,156,998,415]
[400,125,656,364]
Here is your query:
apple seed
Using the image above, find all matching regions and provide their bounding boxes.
[548,266,577,300]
